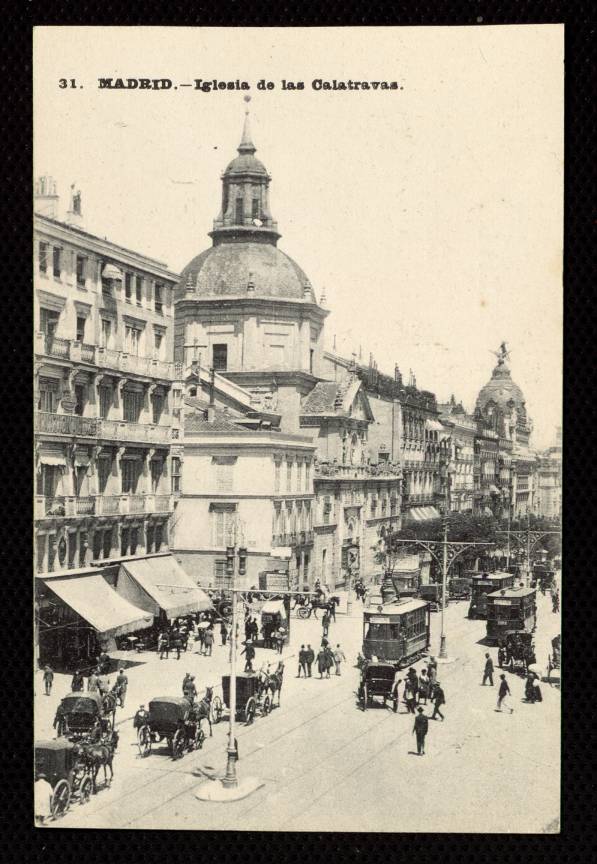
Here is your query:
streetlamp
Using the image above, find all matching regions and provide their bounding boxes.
[439,460,456,660]
[195,521,263,802]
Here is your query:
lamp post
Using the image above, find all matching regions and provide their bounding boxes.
[195,521,263,802]
[439,460,456,660]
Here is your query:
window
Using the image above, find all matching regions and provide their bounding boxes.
[212,506,236,546]
[305,460,311,490]
[151,459,162,492]
[155,523,163,552]
[102,277,113,297]
[125,325,142,356]
[52,247,62,278]
[136,275,143,305]
[212,343,228,372]
[97,456,111,493]
[76,316,86,343]
[274,459,281,493]
[73,465,87,497]
[130,527,139,556]
[99,386,112,420]
[121,526,130,557]
[100,318,112,348]
[309,348,314,374]
[214,559,232,590]
[38,463,58,498]
[151,392,163,426]
[39,242,48,273]
[102,527,111,558]
[251,198,259,218]
[38,377,59,413]
[123,390,143,423]
[214,457,235,492]
[74,384,86,416]
[93,530,102,560]
[235,197,244,223]
[125,273,132,302]
[171,457,181,494]
[36,535,46,573]
[40,308,59,337]
[121,458,141,493]
[154,330,164,360]
[154,282,163,314]
[76,255,86,287]
[297,460,304,492]
[47,535,57,572]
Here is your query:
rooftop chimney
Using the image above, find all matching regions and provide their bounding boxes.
[34,175,59,219]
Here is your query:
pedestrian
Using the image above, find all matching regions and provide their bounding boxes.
[34,773,54,825]
[317,647,328,679]
[158,631,169,660]
[413,706,429,756]
[532,674,543,703]
[431,682,446,721]
[482,652,494,686]
[305,644,315,677]
[220,619,228,646]
[322,611,330,639]
[42,665,54,696]
[324,645,335,677]
[404,678,417,714]
[333,644,346,676]
[298,645,308,678]
[328,598,337,623]
[321,636,329,649]
[392,673,403,713]
[497,642,507,669]
[241,640,255,673]
[87,668,99,692]
[97,672,110,697]
[71,669,84,692]
[203,627,214,657]
[182,672,192,695]
[183,675,197,702]
[497,673,514,713]
[418,669,429,704]
[115,668,128,707]
[275,626,286,655]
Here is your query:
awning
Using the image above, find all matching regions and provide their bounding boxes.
[37,452,66,467]
[425,420,445,432]
[261,599,286,618]
[118,555,213,619]
[102,263,123,281]
[39,573,152,638]
[408,506,441,522]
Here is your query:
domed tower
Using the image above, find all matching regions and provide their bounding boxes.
[174,99,329,430]
[475,342,531,443]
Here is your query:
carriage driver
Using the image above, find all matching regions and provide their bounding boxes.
[133,704,149,729]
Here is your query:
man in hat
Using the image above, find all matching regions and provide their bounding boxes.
[203,627,214,657]
[431,682,446,721]
[241,640,256,673]
[183,675,197,703]
[71,669,84,692]
[42,665,54,696]
[497,673,514,713]
[297,645,308,678]
[115,668,128,707]
[413,706,429,755]
[34,772,54,824]
[333,644,346,676]
[482,652,494,686]
[305,644,315,677]
[87,668,99,692]
[133,704,149,729]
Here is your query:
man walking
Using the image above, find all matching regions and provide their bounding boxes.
[203,627,214,657]
[321,611,330,639]
[71,669,84,692]
[405,677,417,714]
[43,665,54,696]
[431,682,446,721]
[87,668,99,692]
[241,640,256,673]
[220,619,228,646]
[497,673,514,713]
[333,644,346,676]
[413,706,429,755]
[158,631,169,660]
[298,645,308,678]
[482,652,494,686]
[305,644,315,677]
[115,668,129,707]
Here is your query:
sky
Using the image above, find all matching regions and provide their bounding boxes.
[33,25,563,448]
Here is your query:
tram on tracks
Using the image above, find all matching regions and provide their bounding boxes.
[362,597,431,665]
[485,584,537,644]
[468,571,515,619]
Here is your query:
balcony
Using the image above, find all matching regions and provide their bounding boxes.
[96,419,172,445]
[314,461,401,480]
[35,492,174,520]
[36,411,98,437]
[35,332,175,381]
[272,530,314,547]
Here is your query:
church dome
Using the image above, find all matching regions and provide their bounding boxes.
[179,241,316,302]
[475,346,527,422]
[223,153,268,176]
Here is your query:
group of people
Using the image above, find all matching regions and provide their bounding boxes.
[296,643,346,678]
[392,658,446,721]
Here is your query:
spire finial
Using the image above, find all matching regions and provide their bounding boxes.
[239,95,256,154]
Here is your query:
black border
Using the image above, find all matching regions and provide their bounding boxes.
[4,2,595,860]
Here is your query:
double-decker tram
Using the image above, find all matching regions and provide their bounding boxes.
[485,585,537,643]
[362,598,431,665]
[468,571,514,619]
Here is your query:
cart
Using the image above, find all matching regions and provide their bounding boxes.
[35,739,93,818]
[137,697,206,760]
[358,661,399,712]
[54,691,112,741]
[503,631,536,675]
[219,673,271,725]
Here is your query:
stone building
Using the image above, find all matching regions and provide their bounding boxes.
[534,427,562,519]
[34,178,188,666]
[438,397,476,513]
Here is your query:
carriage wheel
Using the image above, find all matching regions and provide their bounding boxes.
[137,725,152,757]
[78,775,93,805]
[244,697,257,725]
[51,780,71,818]
[297,607,309,619]
[194,726,206,750]
[210,696,223,724]
[172,729,186,760]
[262,695,271,716]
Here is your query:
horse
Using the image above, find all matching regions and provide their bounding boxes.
[258,661,285,707]
[75,729,119,793]
[190,686,214,738]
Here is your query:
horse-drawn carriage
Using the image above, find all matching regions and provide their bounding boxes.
[294,593,339,619]
[218,664,284,725]
[547,634,560,682]
[53,692,114,741]
[36,739,93,818]
[499,631,536,675]
[137,694,212,760]
[358,661,399,712]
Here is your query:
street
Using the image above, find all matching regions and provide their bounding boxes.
[36,588,560,833]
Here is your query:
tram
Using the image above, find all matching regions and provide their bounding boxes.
[362,597,431,666]
[468,571,515,619]
[485,585,537,643]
